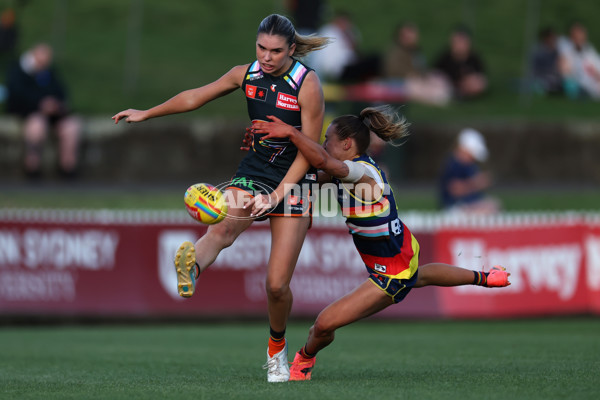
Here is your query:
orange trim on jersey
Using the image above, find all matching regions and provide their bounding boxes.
[341,197,390,219]
[225,185,255,197]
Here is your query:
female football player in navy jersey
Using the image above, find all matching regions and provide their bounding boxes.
[251,106,510,381]
[112,14,329,382]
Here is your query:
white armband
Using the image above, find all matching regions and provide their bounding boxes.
[341,160,367,183]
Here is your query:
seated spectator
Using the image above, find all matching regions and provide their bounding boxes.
[384,22,427,79]
[5,43,82,178]
[434,26,488,100]
[529,26,562,95]
[383,22,451,106]
[438,128,500,214]
[557,21,600,100]
[311,11,380,83]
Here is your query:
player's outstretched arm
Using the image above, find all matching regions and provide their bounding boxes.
[112,65,247,124]
[253,115,383,202]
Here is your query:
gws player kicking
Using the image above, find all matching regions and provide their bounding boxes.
[113,14,329,383]
[250,106,511,381]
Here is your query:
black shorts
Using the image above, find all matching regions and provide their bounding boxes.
[227,173,316,218]
[368,269,418,304]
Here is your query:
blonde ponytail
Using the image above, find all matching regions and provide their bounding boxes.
[359,106,410,146]
[331,105,410,154]
[294,33,331,57]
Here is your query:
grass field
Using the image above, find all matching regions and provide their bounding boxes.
[1,318,598,399]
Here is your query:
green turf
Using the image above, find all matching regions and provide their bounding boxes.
[0,318,598,399]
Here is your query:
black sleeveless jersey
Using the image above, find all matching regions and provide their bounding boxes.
[235,59,314,185]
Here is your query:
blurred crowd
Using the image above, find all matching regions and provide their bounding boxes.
[288,2,600,105]
[0,6,82,180]
[531,22,600,99]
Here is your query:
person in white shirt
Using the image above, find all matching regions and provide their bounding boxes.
[311,11,359,81]
[557,21,600,99]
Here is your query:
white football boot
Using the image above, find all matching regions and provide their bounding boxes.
[263,341,290,382]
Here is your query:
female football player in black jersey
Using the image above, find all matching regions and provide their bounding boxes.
[112,14,329,383]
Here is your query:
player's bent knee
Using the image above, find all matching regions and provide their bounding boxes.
[205,222,238,249]
[265,281,290,300]
[312,314,337,337]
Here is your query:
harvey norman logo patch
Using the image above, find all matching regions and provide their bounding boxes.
[276,93,299,111]
[246,85,267,101]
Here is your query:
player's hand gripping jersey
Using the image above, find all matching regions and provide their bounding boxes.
[237,59,315,185]
[332,155,420,280]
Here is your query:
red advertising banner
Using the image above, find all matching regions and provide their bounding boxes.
[1,210,599,319]
[435,220,589,318]
[584,216,600,313]
[0,211,438,318]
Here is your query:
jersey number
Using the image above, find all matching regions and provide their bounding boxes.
[262,142,287,163]
[391,218,402,235]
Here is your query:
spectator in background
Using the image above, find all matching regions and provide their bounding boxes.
[557,21,600,100]
[383,22,451,106]
[384,22,427,79]
[439,128,499,214]
[434,26,488,100]
[311,11,380,83]
[5,43,82,178]
[529,26,562,95]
